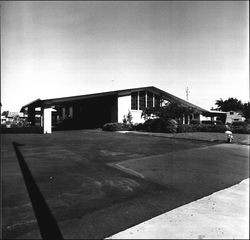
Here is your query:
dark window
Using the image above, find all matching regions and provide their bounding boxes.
[139,91,146,110]
[65,107,69,116]
[147,91,153,108]
[230,111,234,115]
[69,106,73,118]
[62,107,66,118]
[131,92,138,110]
[155,95,161,107]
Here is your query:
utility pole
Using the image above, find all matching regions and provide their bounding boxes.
[185,87,190,101]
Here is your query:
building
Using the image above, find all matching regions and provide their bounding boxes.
[225,111,245,124]
[1,111,27,125]
[200,110,227,124]
[20,86,213,131]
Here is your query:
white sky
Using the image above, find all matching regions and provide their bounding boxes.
[1,1,249,112]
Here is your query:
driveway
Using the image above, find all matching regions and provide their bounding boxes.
[1,130,249,239]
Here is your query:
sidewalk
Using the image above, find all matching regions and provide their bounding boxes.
[107,178,249,239]
[118,131,250,145]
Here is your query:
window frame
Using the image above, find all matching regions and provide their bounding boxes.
[131,92,138,110]
[139,91,146,110]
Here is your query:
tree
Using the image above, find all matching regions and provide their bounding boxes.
[242,102,250,120]
[1,111,9,117]
[215,98,243,112]
[142,102,196,122]
[122,110,133,126]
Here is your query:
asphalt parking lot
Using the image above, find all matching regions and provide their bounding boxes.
[1,130,249,239]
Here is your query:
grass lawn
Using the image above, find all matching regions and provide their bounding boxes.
[122,131,250,145]
[1,129,245,239]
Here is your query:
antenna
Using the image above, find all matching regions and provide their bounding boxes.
[185,87,190,101]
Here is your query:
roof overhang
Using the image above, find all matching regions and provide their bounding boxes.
[20,98,42,112]
[20,86,209,114]
[202,110,227,117]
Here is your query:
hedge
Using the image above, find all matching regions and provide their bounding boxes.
[177,123,250,134]
[230,122,250,134]
[140,118,178,133]
[177,124,197,133]
[102,122,132,131]
[0,126,43,134]
[197,124,228,133]
[102,120,250,134]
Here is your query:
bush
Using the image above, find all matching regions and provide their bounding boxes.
[133,123,144,131]
[102,122,132,131]
[190,119,200,125]
[123,110,133,126]
[0,126,43,134]
[214,120,224,125]
[141,118,178,133]
[141,119,154,132]
[141,120,233,134]
[177,124,199,133]
[197,124,228,133]
[166,119,178,133]
[213,124,228,132]
[201,120,214,125]
[231,122,250,134]
[2,118,31,128]
[177,124,228,133]
[232,121,246,127]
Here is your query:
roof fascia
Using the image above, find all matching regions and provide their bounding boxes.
[20,98,42,112]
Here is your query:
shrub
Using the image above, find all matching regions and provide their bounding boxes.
[133,123,144,131]
[197,124,228,133]
[214,120,224,125]
[177,124,198,133]
[190,119,200,125]
[102,122,132,131]
[165,119,178,133]
[177,124,228,133]
[141,118,178,133]
[201,120,214,125]
[151,118,166,132]
[141,119,154,132]
[232,121,246,127]
[123,110,133,126]
[0,126,43,134]
[231,122,250,134]
[190,120,223,125]
[213,124,228,132]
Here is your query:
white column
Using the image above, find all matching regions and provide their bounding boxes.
[187,115,190,125]
[43,108,57,134]
[198,114,202,123]
[145,91,147,108]
[153,93,155,107]
[40,108,44,127]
